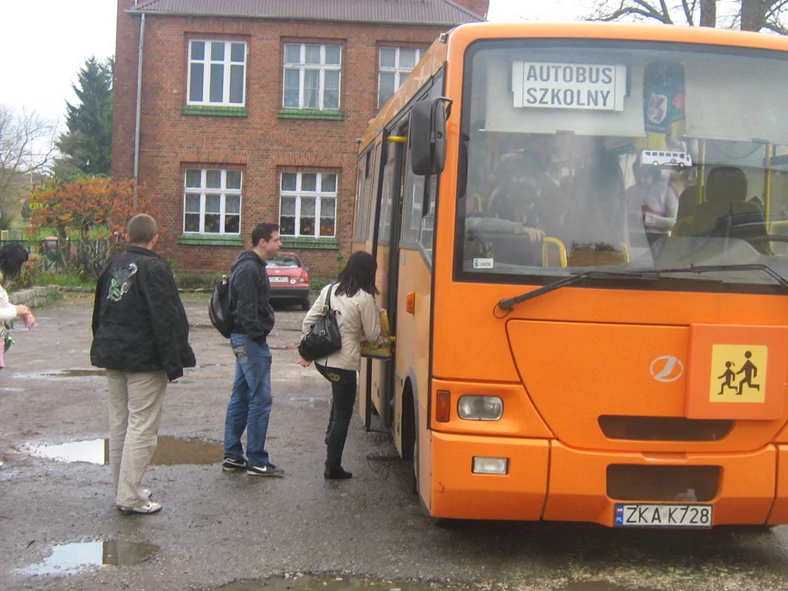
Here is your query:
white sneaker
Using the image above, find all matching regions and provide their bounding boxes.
[118,501,162,515]
[142,488,152,499]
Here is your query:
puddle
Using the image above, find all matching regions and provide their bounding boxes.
[19,540,159,575]
[24,436,223,466]
[13,368,106,380]
[562,583,659,591]
[49,369,107,377]
[213,575,475,591]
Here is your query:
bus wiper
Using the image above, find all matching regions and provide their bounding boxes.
[495,263,788,312]
[496,270,661,312]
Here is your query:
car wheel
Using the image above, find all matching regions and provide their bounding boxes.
[301,298,310,311]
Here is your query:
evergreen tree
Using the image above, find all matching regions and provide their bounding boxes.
[54,57,114,179]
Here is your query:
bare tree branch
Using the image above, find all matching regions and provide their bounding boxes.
[0,105,57,222]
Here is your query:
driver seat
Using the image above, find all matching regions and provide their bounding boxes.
[692,167,769,254]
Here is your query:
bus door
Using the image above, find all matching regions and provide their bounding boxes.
[368,125,408,427]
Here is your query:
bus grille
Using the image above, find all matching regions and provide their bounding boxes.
[607,465,720,502]
[598,416,733,442]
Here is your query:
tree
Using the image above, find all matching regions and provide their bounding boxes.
[28,177,158,279]
[0,105,57,228]
[53,57,114,179]
[590,0,788,33]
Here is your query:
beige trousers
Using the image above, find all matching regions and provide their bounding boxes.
[107,369,168,508]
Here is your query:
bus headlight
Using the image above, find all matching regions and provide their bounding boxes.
[473,457,508,475]
[457,396,503,420]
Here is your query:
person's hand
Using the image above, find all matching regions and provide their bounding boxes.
[518,226,546,242]
[298,357,312,367]
[16,305,35,329]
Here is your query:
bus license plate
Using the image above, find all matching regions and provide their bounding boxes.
[615,504,712,527]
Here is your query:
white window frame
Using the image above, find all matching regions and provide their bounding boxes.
[378,46,423,109]
[187,40,247,106]
[183,168,243,235]
[282,43,342,110]
[279,171,338,238]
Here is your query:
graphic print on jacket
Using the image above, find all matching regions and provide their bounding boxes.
[108,263,138,302]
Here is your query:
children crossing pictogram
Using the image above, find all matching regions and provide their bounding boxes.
[710,345,767,404]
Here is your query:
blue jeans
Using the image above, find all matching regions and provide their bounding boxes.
[224,334,273,467]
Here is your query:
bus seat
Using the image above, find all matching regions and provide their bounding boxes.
[691,166,770,254]
[672,215,694,237]
[692,167,759,234]
[676,185,700,221]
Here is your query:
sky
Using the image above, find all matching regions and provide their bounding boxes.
[0,0,593,132]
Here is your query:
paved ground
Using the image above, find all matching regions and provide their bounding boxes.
[1,292,787,591]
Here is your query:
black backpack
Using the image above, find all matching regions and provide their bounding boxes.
[208,274,234,338]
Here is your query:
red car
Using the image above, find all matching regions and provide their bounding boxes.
[266,252,311,310]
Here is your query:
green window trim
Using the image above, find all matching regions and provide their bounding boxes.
[182,105,249,117]
[277,109,344,121]
[281,237,340,250]
[178,234,245,247]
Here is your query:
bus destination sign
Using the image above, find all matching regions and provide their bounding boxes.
[512,61,627,112]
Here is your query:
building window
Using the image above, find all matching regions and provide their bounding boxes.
[279,172,337,237]
[283,43,342,110]
[378,47,423,109]
[188,40,247,106]
[183,168,242,234]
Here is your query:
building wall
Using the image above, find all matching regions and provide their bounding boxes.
[112,4,462,277]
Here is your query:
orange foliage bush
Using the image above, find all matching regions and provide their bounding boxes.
[28,177,160,278]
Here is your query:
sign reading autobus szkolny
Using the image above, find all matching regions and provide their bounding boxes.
[512,62,627,112]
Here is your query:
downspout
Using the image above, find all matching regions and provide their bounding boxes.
[133,12,145,208]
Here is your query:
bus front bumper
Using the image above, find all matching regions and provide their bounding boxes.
[429,433,785,526]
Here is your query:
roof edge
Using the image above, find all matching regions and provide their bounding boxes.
[125,8,465,27]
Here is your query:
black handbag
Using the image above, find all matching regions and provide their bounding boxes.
[298,283,342,361]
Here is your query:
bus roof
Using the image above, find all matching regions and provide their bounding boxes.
[357,21,788,151]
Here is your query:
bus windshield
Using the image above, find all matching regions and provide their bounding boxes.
[458,40,788,289]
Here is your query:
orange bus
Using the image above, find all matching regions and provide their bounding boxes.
[352,22,788,528]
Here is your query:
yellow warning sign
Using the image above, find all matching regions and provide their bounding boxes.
[709,344,767,403]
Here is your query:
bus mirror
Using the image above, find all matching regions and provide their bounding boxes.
[410,98,449,176]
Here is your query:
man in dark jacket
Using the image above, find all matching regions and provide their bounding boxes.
[91,214,196,515]
[222,223,284,477]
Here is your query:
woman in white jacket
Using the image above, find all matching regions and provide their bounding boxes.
[0,243,36,368]
[299,251,381,479]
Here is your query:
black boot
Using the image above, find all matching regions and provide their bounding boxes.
[324,465,352,479]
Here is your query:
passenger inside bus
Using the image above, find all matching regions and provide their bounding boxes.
[625,158,679,254]
[463,159,545,264]
[563,137,629,266]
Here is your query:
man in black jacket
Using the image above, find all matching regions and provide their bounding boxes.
[91,214,196,515]
[221,223,284,477]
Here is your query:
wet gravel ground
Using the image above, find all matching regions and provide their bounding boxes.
[1,292,787,591]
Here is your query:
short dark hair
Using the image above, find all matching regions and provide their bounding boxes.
[336,251,379,297]
[251,223,279,247]
[127,214,158,244]
[0,242,29,284]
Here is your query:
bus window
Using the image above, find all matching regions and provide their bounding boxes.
[419,175,437,259]
[367,142,383,241]
[378,142,398,246]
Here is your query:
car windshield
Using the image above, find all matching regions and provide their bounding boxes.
[457,40,788,290]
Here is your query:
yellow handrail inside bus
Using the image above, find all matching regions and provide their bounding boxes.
[620,242,630,263]
[387,136,408,143]
[542,237,567,267]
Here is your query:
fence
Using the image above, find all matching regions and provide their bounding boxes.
[0,235,111,274]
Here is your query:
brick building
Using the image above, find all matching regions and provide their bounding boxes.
[112,0,488,277]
